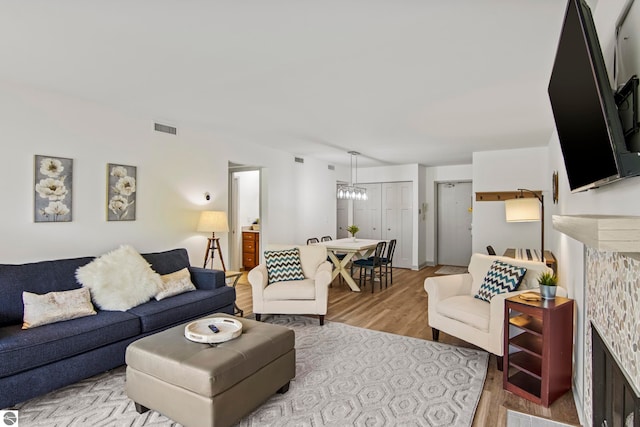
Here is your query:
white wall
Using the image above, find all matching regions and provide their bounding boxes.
[472,147,549,256]
[548,1,640,422]
[0,81,341,268]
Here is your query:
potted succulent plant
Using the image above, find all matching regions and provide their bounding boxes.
[537,271,558,300]
[346,225,360,242]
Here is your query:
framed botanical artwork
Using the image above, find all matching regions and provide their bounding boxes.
[34,155,73,222]
[107,163,137,221]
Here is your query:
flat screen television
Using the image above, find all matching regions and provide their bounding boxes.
[548,0,640,192]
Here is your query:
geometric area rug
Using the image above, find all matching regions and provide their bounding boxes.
[12,315,488,427]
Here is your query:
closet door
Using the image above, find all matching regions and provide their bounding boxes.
[382,182,413,268]
[353,183,381,239]
[336,196,348,239]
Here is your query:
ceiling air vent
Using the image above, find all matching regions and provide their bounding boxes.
[294,157,304,164]
[328,165,335,170]
[154,123,177,135]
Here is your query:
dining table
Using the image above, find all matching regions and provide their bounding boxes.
[315,238,383,292]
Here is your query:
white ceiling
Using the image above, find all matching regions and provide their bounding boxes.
[0,0,569,167]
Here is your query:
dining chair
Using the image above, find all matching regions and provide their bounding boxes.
[307,237,319,245]
[351,241,386,293]
[380,239,397,286]
[320,236,332,242]
[486,245,496,255]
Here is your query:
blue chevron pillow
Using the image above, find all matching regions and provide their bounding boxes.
[474,260,527,302]
[264,248,306,284]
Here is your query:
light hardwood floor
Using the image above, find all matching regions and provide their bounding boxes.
[233,266,581,427]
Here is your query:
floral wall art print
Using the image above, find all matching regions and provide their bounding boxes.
[107,164,137,221]
[34,155,73,222]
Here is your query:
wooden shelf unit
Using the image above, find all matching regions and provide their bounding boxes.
[242,231,260,270]
[503,296,574,407]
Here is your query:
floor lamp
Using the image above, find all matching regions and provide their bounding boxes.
[505,189,544,259]
[197,210,229,271]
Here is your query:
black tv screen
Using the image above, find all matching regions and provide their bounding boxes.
[548,0,640,192]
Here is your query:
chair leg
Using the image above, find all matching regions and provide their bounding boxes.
[432,328,440,341]
[496,356,504,371]
[319,315,325,326]
[255,313,262,322]
[370,268,374,293]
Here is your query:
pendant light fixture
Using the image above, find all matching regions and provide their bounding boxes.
[337,151,368,201]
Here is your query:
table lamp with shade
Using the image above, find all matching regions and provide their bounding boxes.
[197,210,229,270]
[504,189,544,259]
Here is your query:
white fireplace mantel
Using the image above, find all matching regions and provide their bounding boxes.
[552,215,640,257]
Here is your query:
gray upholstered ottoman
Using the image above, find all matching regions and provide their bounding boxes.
[125,313,295,427]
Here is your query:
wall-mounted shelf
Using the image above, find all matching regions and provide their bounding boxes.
[476,191,542,202]
[552,215,640,254]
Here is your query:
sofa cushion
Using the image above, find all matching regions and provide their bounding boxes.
[264,248,306,284]
[0,256,94,327]
[474,260,527,302]
[22,288,96,329]
[263,279,316,300]
[0,310,140,378]
[142,248,191,275]
[127,287,236,333]
[76,245,163,311]
[155,268,196,301]
[436,295,490,332]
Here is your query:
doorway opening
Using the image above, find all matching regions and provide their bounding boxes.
[229,163,261,272]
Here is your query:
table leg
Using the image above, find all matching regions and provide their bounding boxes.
[225,272,244,317]
[328,251,360,292]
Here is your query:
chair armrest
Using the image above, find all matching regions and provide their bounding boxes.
[314,261,333,285]
[424,274,472,302]
[424,273,473,319]
[248,264,268,305]
[188,267,226,290]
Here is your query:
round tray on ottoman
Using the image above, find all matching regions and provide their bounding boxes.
[184,317,243,344]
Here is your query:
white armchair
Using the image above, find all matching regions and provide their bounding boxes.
[424,253,564,369]
[248,244,332,325]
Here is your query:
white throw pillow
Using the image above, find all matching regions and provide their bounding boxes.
[22,288,96,329]
[76,245,162,311]
[155,267,196,301]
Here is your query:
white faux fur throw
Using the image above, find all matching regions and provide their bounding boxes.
[76,245,162,311]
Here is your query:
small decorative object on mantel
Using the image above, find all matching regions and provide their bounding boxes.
[346,224,359,242]
[34,155,73,222]
[537,271,558,300]
[107,163,136,221]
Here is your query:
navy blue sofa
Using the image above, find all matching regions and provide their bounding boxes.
[0,248,235,408]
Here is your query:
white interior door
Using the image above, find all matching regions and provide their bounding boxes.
[336,194,348,239]
[437,182,472,266]
[353,183,381,239]
[382,182,412,268]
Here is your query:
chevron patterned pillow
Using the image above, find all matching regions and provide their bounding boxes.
[474,260,527,302]
[264,248,306,284]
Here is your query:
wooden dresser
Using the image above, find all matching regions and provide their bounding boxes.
[242,231,260,270]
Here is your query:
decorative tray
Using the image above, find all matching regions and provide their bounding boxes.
[519,291,542,301]
[184,317,243,344]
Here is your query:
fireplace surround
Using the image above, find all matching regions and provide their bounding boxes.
[553,215,640,426]
[592,323,639,426]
